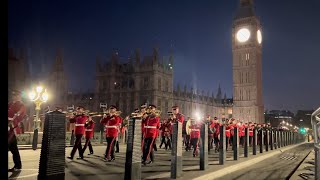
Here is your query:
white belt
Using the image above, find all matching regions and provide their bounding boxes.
[105,126,118,128]
[8,117,13,120]
[85,129,93,131]
[145,126,156,128]
[191,129,200,131]
[249,131,253,132]
[75,124,85,126]
[226,130,230,132]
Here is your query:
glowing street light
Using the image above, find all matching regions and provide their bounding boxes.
[29,85,49,150]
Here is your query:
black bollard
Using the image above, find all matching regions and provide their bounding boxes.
[259,129,264,153]
[124,118,142,180]
[38,111,66,180]
[219,125,226,165]
[270,129,273,150]
[253,128,257,155]
[233,127,239,160]
[200,123,208,170]
[171,122,182,179]
[265,129,269,151]
[282,131,285,147]
[244,127,249,157]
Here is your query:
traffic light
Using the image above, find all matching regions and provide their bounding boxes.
[299,127,306,134]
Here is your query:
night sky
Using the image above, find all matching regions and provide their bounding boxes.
[8,0,320,111]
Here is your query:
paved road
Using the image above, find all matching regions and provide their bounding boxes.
[216,143,313,180]
[8,141,246,180]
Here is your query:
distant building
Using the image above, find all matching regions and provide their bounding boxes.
[293,110,313,129]
[265,110,294,127]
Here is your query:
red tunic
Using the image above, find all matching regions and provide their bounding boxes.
[239,125,244,137]
[213,123,221,137]
[162,122,172,137]
[8,101,26,135]
[71,115,88,135]
[85,121,95,139]
[190,124,201,139]
[226,124,234,138]
[143,116,160,138]
[249,126,254,136]
[175,113,184,124]
[100,115,121,137]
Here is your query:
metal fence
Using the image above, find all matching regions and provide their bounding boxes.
[311,107,320,179]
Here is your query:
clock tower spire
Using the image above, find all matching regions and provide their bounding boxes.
[232,0,264,123]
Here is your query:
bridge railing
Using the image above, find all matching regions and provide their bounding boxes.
[311,107,320,179]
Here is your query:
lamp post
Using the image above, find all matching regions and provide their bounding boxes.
[29,85,48,150]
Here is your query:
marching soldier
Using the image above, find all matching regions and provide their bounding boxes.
[142,104,160,165]
[171,105,184,124]
[189,119,201,157]
[212,117,221,152]
[185,117,192,151]
[67,106,88,160]
[159,119,167,149]
[115,116,123,153]
[248,122,254,146]
[82,115,95,155]
[8,90,26,172]
[207,115,214,151]
[100,105,121,161]
[163,118,172,150]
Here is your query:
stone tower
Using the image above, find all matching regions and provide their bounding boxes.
[47,49,68,106]
[232,0,264,123]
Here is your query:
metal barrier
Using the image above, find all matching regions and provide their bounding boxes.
[311,107,320,179]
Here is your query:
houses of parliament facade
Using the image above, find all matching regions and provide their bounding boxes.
[8,0,264,132]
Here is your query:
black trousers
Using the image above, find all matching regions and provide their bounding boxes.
[191,138,199,155]
[142,137,155,162]
[208,135,213,151]
[249,136,253,146]
[159,136,166,148]
[165,136,171,150]
[105,137,116,159]
[82,138,93,154]
[115,140,119,152]
[185,135,191,150]
[70,134,83,158]
[8,133,22,168]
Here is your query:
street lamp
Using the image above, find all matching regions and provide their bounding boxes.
[29,85,48,150]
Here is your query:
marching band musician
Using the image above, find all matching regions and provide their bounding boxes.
[100,105,121,162]
[207,115,214,151]
[8,90,26,172]
[212,117,221,153]
[248,122,254,146]
[142,104,160,165]
[82,115,95,155]
[185,117,192,151]
[189,118,201,157]
[115,115,123,153]
[159,118,172,150]
[159,119,167,149]
[239,121,245,147]
[226,119,234,151]
[171,105,184,124]
[67,106,88,160]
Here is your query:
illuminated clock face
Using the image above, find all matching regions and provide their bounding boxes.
[257,29,262,44]
[236,28,251,42]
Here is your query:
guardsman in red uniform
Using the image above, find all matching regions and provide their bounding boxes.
[171,105,184,124]
[207,115,214,151]
[164,118,172,150]
[67,106,88,160]
[239,121,245,147]
[82,115,95,155]
[189,119,201,157]
[100,105,121,161]
[248,122,254,146]
[140,104,148,148]
[115,116,123,153]
[159,119,167,149]
[142,104,160,165]
[212,117,221,152]
[226,119,235,151]
[8,90,26,172]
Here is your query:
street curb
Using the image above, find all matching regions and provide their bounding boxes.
[193,142,306,180]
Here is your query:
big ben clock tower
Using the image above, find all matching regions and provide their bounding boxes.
[232,0,264,123]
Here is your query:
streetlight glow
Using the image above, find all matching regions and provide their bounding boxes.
[41,91,49,102]
[29,91,36,100]
[36,86,43,93]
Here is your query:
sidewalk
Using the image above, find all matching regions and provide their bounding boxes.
[289,149,315,180]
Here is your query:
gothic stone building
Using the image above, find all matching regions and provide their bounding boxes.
[94,48,233,119]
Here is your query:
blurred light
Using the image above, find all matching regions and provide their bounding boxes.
[300,119,303,121]
[36,86,43,93]
[114,82,117,85]
[41,91,48,102]
[29,91,36,100]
